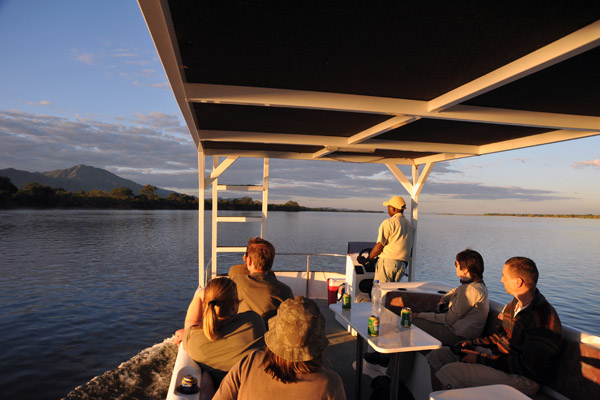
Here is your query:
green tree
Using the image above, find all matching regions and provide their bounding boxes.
[167,192,182,201]
[22,182,57,206]
[0,176,18,207]
[111,186,134,199]
[87,189,109,197]
[0,176,18,194]
[139,184,159,201]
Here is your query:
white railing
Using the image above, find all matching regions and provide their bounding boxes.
[202,252,347,292]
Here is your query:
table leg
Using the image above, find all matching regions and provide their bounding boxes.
[389,353,400,400]
[355,335,364,400]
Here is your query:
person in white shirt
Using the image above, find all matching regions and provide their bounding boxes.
[368,195,414,282]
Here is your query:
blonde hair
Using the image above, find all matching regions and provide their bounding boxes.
[202,277,239,341]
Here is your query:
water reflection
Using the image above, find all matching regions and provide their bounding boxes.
[0,210,599,399]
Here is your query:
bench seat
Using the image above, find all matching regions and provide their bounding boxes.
[384,290,600,400]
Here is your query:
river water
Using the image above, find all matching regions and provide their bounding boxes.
[1,209,599,399]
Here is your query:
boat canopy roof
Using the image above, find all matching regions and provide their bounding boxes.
[138,1,600,166]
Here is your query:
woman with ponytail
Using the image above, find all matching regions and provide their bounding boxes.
[181,277,266,387]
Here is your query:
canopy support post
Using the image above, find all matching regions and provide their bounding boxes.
[198,149,206,287]
[386,162,435,281]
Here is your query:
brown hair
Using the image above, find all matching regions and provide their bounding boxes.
[262,347,322,383]
[456,249,484,280]
[202,277,238,341]
[505,256,539,288]
[246,237,276,272]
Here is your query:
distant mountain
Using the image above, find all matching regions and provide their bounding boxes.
[0,165,173,197]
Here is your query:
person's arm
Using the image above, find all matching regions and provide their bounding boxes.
[475,309,562,378]
[369,242,384,260]
[441,284,482,326]
[212,353,246,400]
[184,287,205,329]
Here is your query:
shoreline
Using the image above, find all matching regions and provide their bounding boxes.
[430,213,600,219]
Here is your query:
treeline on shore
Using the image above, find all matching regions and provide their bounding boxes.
[0,176,368,212]
[484,213,599,219]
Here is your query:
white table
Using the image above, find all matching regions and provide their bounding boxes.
[330,302,441,400]
[429,384,530,399]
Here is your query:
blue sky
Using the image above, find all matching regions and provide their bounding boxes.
[1,0,599,214]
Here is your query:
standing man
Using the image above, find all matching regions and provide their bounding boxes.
[232,237,294,326]
[427,257,562,395]
[368,195,414,282]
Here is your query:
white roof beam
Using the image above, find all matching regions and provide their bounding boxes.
[478,129,600,154]
[437,105,600,131]
[185,82,424,115]
[313,147,337,159]
[413,129,600,165]
[413,152,472,165]
[386,163,414,194]
[197,130,480,155]
[413,162,434,198]
[428,20,600,112]
[185,83,600,131]
[202,148,414,164]
[138,0,200,148]
[348,115,419,144]
[204,156,239,187]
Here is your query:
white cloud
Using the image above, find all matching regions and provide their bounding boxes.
[0,109,195,177]
[71,46,163,87]
[573,159,600,169]
[26,100,52,106]
[514,157,531,163]
[75,52,96,65]
[1,109,594,211]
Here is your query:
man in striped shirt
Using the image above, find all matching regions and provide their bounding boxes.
[426,257,562,396]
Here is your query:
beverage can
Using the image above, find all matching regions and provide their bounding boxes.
[342,293,351,309]
[400,307,412,328]
[368,314,380,336]
[179,374,198,394]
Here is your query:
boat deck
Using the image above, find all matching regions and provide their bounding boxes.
[316,298,375,400]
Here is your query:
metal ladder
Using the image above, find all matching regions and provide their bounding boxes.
[206,157,269,281]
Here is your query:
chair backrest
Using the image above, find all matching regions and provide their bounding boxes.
[384,291,443,314]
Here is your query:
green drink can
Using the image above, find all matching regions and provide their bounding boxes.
[342,293,351,309]
[368,314,380,336]
[400,307,412,328]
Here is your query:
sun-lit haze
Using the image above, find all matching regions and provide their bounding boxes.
[1,1,599,214]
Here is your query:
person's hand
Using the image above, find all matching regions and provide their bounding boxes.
[455,339,473,349]
[449,339,473,356]
[174,328,185,345]
[460,349,479,364]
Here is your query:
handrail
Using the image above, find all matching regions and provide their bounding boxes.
[274,253,346,298]
[204,252,347,294]
[277,252,347,258]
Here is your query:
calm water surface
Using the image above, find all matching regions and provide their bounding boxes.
[0,209,599,399]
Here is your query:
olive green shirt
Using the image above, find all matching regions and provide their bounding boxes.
[233,273,294,326]
[183,311,266,385]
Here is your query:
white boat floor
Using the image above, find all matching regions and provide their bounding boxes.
[316,298,376,400]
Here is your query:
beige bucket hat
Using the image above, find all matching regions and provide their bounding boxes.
[264,296,329,362]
